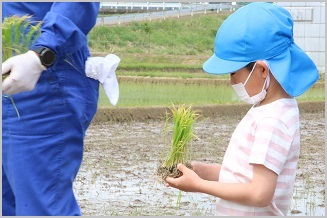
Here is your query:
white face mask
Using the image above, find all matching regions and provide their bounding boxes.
[231,63,270,105]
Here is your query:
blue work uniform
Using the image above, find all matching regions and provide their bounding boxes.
[2,2,100,216]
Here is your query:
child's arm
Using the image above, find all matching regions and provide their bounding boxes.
[192,161,221,181]
[165,163,277,207]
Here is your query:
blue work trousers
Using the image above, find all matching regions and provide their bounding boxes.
[2,67,99,215]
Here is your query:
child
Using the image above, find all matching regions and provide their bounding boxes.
[164,2,319,216]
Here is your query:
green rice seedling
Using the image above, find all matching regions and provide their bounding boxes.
[2,15,41,117]
[176,190,182,208]
[157,104,200,180]
[2,15,41,62]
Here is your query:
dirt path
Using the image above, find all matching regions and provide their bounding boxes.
[74,110,325,216]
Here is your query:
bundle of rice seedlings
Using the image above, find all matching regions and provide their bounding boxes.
[2,15,41,117]
[2,14,41,79]
[157,104,200,180]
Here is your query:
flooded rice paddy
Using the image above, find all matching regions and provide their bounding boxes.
[74,110,325,216]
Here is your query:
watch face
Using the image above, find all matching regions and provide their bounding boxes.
[41,49,56,67]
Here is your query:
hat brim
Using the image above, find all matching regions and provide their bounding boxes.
[202,53,250,75]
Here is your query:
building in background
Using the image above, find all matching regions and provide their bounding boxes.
[276,2,325,72]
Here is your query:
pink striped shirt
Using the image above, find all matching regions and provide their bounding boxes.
[216,98,300,216]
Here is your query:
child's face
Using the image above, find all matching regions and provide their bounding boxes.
[230,65,266,98]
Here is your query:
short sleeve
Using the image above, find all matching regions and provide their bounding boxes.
[248,118,293,175]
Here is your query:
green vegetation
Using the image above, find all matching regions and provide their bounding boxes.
[89,14,226,55]
[297,87,325,101]
[116,70,224,79]
[89,13,229,70]
[99,82,232,107]
[98,82,325,107]
[89,13,325,108]
[2,15,41,117]
[157,105,200,180]
[2,15,41,61]
[162,105,199,168]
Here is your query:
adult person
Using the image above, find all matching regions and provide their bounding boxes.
[2,2,100,215]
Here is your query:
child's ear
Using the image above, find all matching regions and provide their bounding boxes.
[256,61,269,78]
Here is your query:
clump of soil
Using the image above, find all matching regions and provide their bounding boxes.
[157,162,193,180]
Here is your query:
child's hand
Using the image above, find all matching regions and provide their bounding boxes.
[164,163,202,192]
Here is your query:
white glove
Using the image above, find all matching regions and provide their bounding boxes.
[2,50,46,95]
[85,54,120,106]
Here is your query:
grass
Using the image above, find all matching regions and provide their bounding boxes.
[99,82,234,107]
[89,13,229,70]
[298,88,325,101]
[117,70,223,79]
[89,13,227,55]
[90,13,324,108]
[98,82,325,107]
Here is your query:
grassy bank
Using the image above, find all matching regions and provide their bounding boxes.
[89,13,229,70]
[89,13,227,55]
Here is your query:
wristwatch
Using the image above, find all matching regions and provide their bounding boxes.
[32,46,56,68]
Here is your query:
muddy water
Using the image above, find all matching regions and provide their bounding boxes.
[74,112,325,216]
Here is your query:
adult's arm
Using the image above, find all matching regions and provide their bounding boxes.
[31,2,100,59]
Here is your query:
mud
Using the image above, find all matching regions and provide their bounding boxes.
[74,109,325,216]
[157,163,193,181]
[118,76,231,86]
[117,76,324,89]
[92,101,324,123]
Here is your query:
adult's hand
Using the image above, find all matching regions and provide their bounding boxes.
[2,50,45,95]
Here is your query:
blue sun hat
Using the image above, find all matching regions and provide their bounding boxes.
[202,2,319,97]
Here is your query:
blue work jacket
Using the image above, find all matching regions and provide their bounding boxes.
[2,2,100,70]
